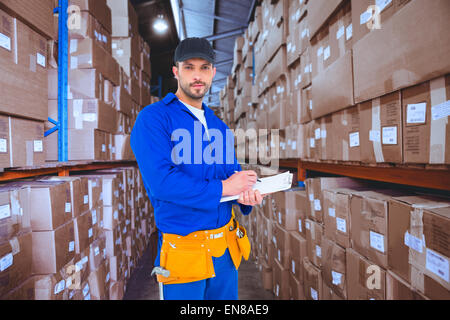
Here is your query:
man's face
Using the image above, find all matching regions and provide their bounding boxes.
[173,58,216,100]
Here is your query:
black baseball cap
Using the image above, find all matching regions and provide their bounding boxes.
[174,37,216,65]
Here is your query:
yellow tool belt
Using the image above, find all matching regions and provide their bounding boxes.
[157,210,251,285]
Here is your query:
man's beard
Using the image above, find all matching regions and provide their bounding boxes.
[179,79,211,101]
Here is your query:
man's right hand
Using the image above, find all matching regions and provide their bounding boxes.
[222,171,258,197]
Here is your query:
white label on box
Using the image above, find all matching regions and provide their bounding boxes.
[431,100,450,121]
[83,283,90,297]
[382,126,397,145]
[301,28,308,39]
[276,284,279,297]
[0,33,11,51]
[70,39,78,53]
[83,195,89,204]
[292,141,297,150]
[54,280,65,294]
[69,241,75,252]
[346,24,353,40]
[298,219,302,233]
[426,248,449,283]
[321,129,327,139]
[336,217,347,233]
[309,100,313,110]
[349,132,360,147]
[70,56,78,69]
[106,272,110,283]
[328,208,336,217]
[309,193,314,201]
[306,221,311,230]
[360,10,373,25]
[323,46,331,61]
[278,249,281,262]
[88,228,93,238]
[0,138,7,153]
[92,209,97,225]
[310,138,315,148]
[404,231,423,253]
[315,128,321,140]
[0,204,11,220]
[407,103,427,124]
[37,53,46,68]
[369,130,381,142]
[94,246,100,256]
[0,252,13,271]
[102,144,106,152]
[278,211,282,225]
[316,245,321,258]
[369,231,385,253]
[332,270,343,285]
[65,202,71,213]
[317,46,323,57]
[114,210,118,220]
[83,113,97,122]
[337,26,345,40]
[66,277,72,289]
[314,199,321,211]
[34,140,43,152]
[310,288,318,300]
[292,260,296,274]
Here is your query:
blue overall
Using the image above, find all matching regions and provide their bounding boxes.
[130,93,252,300]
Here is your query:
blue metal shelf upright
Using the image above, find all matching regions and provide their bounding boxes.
[45,0,69,162]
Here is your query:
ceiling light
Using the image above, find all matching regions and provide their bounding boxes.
[153,15,168,33]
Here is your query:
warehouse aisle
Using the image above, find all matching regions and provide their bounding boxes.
[123,247,275,300]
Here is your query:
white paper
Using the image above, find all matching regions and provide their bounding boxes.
[0,204,11,220]
[431,100,450,121]
[336,217,347,233]
[382,126,397,145]
[314,199,321,211]
[65,203,71,213]
[316,245,321,258]
[34,140,43,152]
[0,32,11,51]
[0,252,13,272]
[310,288,318,300]
[370,231,385,253]
[84,195,89,204]
[328,208,336,217]
[426,249,449,282]
[332,270,343,285]
[0,138,7,153]
[69,241,75,252]
[220,172,293,203]
[349,132,360,148]
[407,103,427,124]
[37,53,46,68]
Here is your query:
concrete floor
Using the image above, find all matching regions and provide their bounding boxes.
[123,246,275,300]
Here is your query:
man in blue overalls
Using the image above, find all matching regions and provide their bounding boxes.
[131,37,265,300]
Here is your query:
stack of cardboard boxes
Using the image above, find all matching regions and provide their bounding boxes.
[220,0,450,167]
[43,0,153,162]
[238,165,450,300]
[0,166,155,300]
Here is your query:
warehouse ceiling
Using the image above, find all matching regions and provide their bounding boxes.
[131,0,258,108]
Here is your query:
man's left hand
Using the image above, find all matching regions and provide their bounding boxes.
[237,189,266,206]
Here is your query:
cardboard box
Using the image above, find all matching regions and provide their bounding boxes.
[0,232,32,297]
[114,134,134,161]
[106,0,139,38]
[140,36,151,77]
[316,115,334,160]
[322,237,347,299]
[307,0,345,40]
[69,38,120,86]
[88,259,110,300]
[112,37,141,74]
[0,185,31,243]
[305,177,363,223]
[74,211,94,254]
[386,270,428,300]
[352,0,450,103]
[346,248,386,300]
[289,272,306,300]
[323,187,368,249]
[140,70,151,106]
[331,106,361,162]
[69,0,112,34]
[329,0,353,61]
[0,18,48,122]
[350,189,408,269]
[388,196,450,300]
[300,85,312,125]
[272,223,290,269]
[286,188,307,237]
[311,50,354,120]
[69,12,112,54]
[113,85,133,117]
[359,91,403,163]
[402,75,450,164]
[305,219,323,269]
[48,99,118,134]
[289,232,307,284]
[68,129,108,161]
[1,276,36,300]
[322,282,345,300]
[303,257,322,300]
[32,220,75,275]
[0,0,55,40]
[272,258,290,300]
